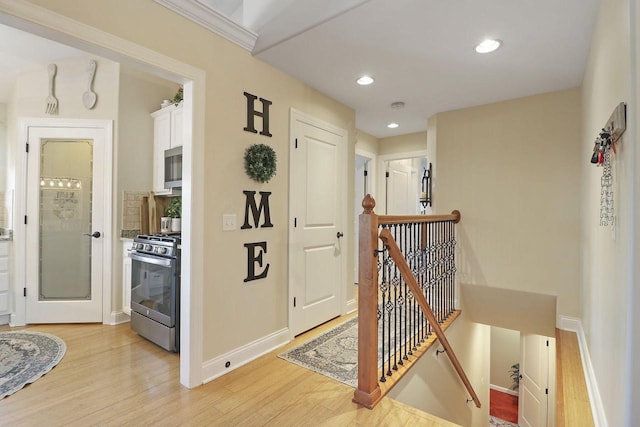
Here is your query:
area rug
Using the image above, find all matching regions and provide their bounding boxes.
[0,331,66,399]
[489,416,519,427]
[278,310,415,387]
[279,317,360,387]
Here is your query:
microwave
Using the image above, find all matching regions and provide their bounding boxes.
[164,146,182,189]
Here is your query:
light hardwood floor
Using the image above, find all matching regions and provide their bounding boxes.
[556,329,595,427]
[0,316,457,426]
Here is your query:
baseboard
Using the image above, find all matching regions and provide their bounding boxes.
[345,298,357,314]
[558,316,607,427]
[0,314,9,325]
[106,311,131,325]
[202,327,290,383]
[490,384,518,396]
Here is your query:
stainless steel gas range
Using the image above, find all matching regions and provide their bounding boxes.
[129,234,180,352]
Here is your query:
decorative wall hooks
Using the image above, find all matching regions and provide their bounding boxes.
[589,102,626,226]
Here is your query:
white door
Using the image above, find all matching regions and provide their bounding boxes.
[290,110,347,335]
[386,160,415,214]
[26,125,107,323]
[519,333,550,427]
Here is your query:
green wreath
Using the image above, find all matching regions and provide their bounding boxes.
[244,144,277,183]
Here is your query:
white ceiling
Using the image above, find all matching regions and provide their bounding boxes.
[0,24,84,103]
[165,0,600,138]
[1,1,601,139]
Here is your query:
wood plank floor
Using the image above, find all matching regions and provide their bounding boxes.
[0,316,458,426]
[489,389,517,423]
[556,329,594,427]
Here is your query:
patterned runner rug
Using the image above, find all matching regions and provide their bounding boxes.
[278,309,415,388]
[0,331,66,399]
[279,317,360,387]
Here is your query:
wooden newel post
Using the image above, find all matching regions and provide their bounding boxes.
[353,194,382,408]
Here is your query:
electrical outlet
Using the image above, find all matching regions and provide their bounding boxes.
[222,214,236,231]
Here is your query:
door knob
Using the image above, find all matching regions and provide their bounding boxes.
[83,231,101,238]
[336,232,344,238]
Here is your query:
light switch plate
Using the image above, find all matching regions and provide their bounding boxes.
[222,214,236,231]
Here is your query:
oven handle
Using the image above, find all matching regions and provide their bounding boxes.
[130,253,173,267]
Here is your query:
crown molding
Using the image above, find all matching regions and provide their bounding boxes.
[155,0,257,51]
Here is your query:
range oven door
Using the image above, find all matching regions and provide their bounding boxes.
[130,253,177,328]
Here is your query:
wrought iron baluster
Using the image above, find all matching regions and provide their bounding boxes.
[379,225,388,383]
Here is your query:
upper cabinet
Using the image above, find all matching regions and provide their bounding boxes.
[151,103,182,195]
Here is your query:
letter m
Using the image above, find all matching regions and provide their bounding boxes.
[242,191,274,229]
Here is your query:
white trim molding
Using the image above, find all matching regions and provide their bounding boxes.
[154,0,257,51]
[558,316,608,427]
[490,384,518,397]
[202,328,290,383]
[108,311,131,325]
[345,298,356,314]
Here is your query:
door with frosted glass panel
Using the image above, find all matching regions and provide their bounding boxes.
[26,126,104,323]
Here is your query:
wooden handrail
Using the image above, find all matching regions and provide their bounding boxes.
[379,228,481,408]
[378,210,461,225]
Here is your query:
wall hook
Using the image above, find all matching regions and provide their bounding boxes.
[436,347,446,356]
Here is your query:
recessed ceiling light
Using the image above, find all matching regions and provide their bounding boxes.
[387,122,399,129]
[475,39,502,54]
[356,75,374,85]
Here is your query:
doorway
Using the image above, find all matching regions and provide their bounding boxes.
[490,326,555,426]
[376,151,428,215]
[1,6,205,388]
[24,121,111,323]
[354,150,374,283]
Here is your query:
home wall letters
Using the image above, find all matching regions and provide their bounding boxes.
[243,92,274,282]
[243,91,272,137]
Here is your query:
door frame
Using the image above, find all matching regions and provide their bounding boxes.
[15,118,113,325]
[23,121,111,323]
[376,150,427,215]
[0,1,206,388]
[288,108,348,338]
[354,148,375,283]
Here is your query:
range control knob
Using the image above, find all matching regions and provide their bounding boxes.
[144,244,152,251]
[159,247,168,255]
[136,243,144,250]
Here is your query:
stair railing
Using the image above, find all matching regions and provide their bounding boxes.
[353,194,480,409]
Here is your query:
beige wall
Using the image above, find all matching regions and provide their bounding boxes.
[378,131,427,155]
[355,129,378,155]
[490,326,519,390]
[432,88,582,319]
[581,0,635,424]
[387,312,489,427]
[20,0,356,361]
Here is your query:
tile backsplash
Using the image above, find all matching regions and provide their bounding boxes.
[0,190,12,234]
[121,190,147,238]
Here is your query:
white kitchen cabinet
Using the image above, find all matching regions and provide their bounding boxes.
[122,239,132,316]
[151,103,183,195]
[0,241,11,315]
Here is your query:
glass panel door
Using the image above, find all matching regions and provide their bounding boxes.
[26,124,105,324]
[39,139,93,300]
